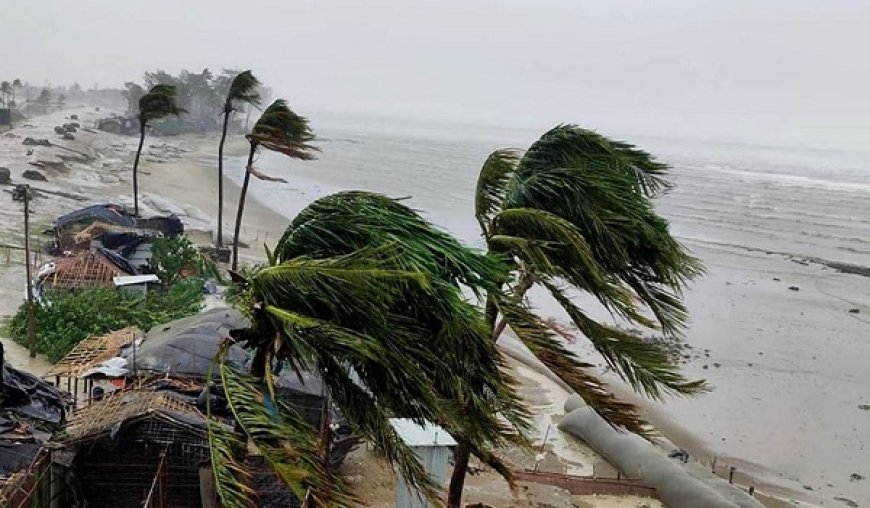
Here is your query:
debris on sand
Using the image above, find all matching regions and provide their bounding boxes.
[22,169,48,181]
[788,286,800,291]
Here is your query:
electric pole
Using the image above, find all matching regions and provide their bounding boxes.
[13,184,36,357]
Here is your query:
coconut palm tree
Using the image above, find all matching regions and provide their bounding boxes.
[212,191,531,507]
[231,99,317,271]
[217,71,261,249]
[446,125,707,506]
[132,84,184,216]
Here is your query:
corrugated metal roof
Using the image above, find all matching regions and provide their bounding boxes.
[389,418,457,447]
[113,274,160,286]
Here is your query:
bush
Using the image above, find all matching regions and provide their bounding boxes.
[7,279,204,363]
[149,236,222,285]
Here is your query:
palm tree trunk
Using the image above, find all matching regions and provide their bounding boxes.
[231,144,257,271]
[446,295,500,507]
[447,275,535,507]
[132,124,146,217]
[216,107,231,247]
[446,442,471,508]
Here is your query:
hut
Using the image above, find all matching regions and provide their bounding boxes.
[62,390,215,508]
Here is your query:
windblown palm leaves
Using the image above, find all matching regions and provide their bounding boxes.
[207,349,352,507]
[213,191,531,507]
[217,71,261,248]
[132,84,184,216]
[231,99,319,270]
[476,125,706,434]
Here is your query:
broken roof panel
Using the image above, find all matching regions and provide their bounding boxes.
[46,327,142,378]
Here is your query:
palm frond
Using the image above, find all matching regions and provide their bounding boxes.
[516,124,670,198]
[248,99,319,159]
[226,70,262,112]
[207,342,256,508]
[220,361,356,506]
[491,207,650,326]
[475,149,520,237]
[494,294,653,436]
[139,84,185,125]
[207,420,257,508]
[274,191,509,295]
[541,280,707,399]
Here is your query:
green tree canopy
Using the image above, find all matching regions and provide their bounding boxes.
[214,191,531,507]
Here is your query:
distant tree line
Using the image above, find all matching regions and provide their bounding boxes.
[123,68,272,135]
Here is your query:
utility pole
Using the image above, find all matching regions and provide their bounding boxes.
[13,184,36,357]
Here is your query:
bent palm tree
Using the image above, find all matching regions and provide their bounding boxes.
[212,191,530,507]
[132,84,183,216]
[217,71,261,248]
[231,99,317,270]
[447,125,707,506]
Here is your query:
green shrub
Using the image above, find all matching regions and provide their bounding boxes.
[7,279,204,363]
[150,236,222,285]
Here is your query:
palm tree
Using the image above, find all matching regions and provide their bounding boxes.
[212,191,530,507]
[231,99,317,271]
[0,81,10,105]
[217,71,261,249]
[132,84,184,216]
[11,79,21,107]
[446,125,707,506]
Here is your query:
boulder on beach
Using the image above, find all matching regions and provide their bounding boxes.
[70,114,79,120]
[63,133,75,141]
[22,169,48,182]
[54,126,66,134]
[22,137,51,147]
[0,167,10,184]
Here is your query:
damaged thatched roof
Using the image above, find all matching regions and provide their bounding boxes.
[46,327,142,378]
[43,248,137,291]
[63,390,207,444]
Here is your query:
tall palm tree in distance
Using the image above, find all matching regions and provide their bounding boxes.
[212,191,530,507]
[132,84,184,216]
[446,125,707,507]
[231,99,317,270]
[217,70,261,248]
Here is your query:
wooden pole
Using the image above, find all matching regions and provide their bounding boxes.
[21,185,37,358]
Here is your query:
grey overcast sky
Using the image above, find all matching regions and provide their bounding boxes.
[2,0,868,149]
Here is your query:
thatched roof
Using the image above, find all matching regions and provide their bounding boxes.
[63,390,206,444]
[43,249,136,291]
[46,327,142,378]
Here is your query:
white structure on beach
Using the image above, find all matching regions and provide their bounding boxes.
[389,418,457,508]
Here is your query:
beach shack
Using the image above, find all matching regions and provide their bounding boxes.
[389,418,457,508]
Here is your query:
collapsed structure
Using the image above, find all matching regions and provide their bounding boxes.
[33,204,185,297]
[0,356,68,507]
[37,308,356,507]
